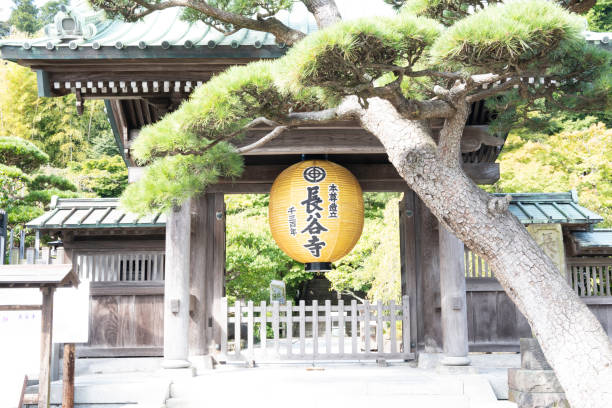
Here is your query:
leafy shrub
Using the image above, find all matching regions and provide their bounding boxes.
[29,174,77,192]
[0,136,49,172]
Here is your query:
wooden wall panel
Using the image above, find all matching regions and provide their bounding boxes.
[466,280,612,351]
[80,292,164,357]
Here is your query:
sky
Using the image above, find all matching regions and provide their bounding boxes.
[0,0,51,22]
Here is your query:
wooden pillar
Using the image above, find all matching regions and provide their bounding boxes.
[439,225,470,365]
[416,199,443,352]
[190,193,226,356]
[61,343,75,408]
[38,286,55,408]
[399,191,418,354]
[189,196,209,356]
[162,201,192,369]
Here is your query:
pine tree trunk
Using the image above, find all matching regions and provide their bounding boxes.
[344,97,612,408]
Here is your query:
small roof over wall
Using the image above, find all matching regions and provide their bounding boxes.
[497,191,603,225]
[569,229,612,256]
[0,264,78,288]
[26,197,165,230]
[26,191,603,232]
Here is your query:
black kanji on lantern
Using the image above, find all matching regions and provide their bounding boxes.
[301,213,329,235]
[303,235,326,257]
[300,186,324,214]
[328,184,339,218]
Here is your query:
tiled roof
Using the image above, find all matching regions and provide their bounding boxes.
[570,230,612,249]
[26,197,165,230]
[495,191,603,225]
[0,0,608,59]
[27,191,603,230]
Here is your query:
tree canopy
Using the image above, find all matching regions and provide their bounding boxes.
[116,0,610,215]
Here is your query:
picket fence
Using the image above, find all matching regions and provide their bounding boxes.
[221,296,413,362]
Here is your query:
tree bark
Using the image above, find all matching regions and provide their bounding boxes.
[339,96,612,408]
[302,0,342,29]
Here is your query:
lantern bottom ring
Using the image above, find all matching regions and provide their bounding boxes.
[305,262,332,272]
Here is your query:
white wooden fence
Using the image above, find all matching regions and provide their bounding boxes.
[567,258,612,297]
[73,251,165,282]
[221,296,413,362]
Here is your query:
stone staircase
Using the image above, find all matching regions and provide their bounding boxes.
[165,364,517,408]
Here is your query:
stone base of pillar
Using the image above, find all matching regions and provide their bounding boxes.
[509,338,568,408]
[441,355,471,366]
[190,355,215,373]
[418,352,474,372]
[161,359,192,369]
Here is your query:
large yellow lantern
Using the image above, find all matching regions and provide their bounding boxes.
[269,160,364,271]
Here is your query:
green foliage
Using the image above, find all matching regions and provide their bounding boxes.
[431,0,584,71]
[0,164,29,207]
[327,195,402,303]
[122,147,242,214]
[6,204,43,225]
[401,0,492,26]
[133,61,323,164]
[586,0,612,31]
[0,62,112,167]
[28,174,77,192]
[181,0,293,32]
[39,0,70,25]
[279,14,442,97]
[8,0,42,34]
[68,155,128,198]
[0,136,49,172]
[486,123,612,227]
[225,194,306,303]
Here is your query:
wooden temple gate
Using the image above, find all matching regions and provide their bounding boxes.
[4,2,611,368]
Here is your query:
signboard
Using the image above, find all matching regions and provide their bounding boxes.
[53,280,90,344]
[270,280,286,305]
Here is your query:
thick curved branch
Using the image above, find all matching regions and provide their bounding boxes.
[97,0,306,45]
[236,126,288,154]
[438,97,470,167]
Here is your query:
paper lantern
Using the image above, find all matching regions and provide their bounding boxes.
[269,160,364,271]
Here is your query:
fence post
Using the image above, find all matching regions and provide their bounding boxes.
[8,230,14,264]
[19,229,25,261]
[234,300,241,356]
[35,230,40,264]
[220,297,228,356]
[0,210,6,265]
[259,301,267,354]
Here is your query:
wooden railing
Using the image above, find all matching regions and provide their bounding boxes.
[221,296,413,362]
[566,258,612,297]
[465,249,493,278]
[73,251,165,282]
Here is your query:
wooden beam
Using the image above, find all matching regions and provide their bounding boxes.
[38,287,55,408]
[128,125,501,156]
[210,163,499,190]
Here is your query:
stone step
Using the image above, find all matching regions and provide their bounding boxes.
[166,395,472,408]
[26,374,170,406]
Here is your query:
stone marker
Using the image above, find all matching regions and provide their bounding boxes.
[508,338,569,408]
